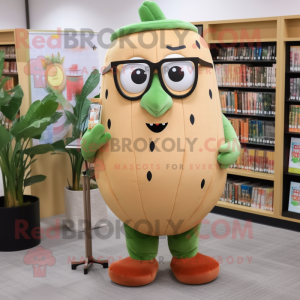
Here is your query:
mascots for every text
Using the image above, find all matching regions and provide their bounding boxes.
[81,1,240,286]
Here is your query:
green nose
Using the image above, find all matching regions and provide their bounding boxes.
[140,74,173,118]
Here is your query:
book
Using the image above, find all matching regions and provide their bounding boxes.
[211,45,276,61]
[290,46,300,72]
[230,148,274,174]
[220,179,274,211]
[288,137,300,174]
[227,118,275,145]
[288,181,300,214]
[0,46,16,58]
[215,64,276,87]
[289,78,300,100]
[2,61,17,74]
[219,90,275,115]
[288,105,300,132]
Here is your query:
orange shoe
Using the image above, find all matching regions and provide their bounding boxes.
[109,257,159,286]
[171,253,219,285]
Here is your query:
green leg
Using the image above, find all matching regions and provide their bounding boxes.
[124,223,159,261]
[168,224,201,259]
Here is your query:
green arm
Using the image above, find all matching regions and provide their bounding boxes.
[80,124,111,162]
[217,114,241,169]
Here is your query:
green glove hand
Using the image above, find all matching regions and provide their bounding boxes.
[81,124,111,162]
[217,114,241,169]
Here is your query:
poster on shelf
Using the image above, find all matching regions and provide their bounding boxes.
[288,137,300,174]
[25,31,100,145]
[288,181,300,214]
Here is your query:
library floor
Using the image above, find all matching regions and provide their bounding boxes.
[0,208,299,300]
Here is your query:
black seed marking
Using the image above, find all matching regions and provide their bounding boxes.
[150,141,155,152]
[108,119,111,129]
[195,40,200,49]
[209,89,212,99]
[190,114,195,125]
[105,89,108,99]
[201,179,205,189]
[147,171,152,181]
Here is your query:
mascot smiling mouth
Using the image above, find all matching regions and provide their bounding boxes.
[146,122,168,133]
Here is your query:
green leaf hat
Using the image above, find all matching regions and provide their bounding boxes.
[110,1,197,42]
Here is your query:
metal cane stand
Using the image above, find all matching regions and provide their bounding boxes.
[71,160,108,274]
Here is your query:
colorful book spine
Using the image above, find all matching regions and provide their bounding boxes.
[219,91,275,115]
[215,64,276,87]
[220,179,274,211]
[290,46,300,72]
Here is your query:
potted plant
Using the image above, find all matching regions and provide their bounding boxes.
[54,69,107,232]
[0,50,63,251]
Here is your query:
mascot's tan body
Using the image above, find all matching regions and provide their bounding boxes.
[97,30,227,236]
[81,1,240,286]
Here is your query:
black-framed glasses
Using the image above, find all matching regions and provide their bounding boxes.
[102,57,213,100]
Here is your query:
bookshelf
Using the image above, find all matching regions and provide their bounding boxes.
[282,15,300,221]
[191,16,300,227]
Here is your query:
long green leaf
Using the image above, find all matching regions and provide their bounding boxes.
[0,92,11,109]
[0,125,11,150]
[41,92,57,103]
[52,139,66,152]
[10,101,41,137]
[79,69,100,103]
[80,98,91,125]
[1,85,23,120]
[24,175,46,187]
[23,144,54,158]
[16,117,52,142]
[65,110,78,126]
[50,112,63,123]
[33,99,59,121]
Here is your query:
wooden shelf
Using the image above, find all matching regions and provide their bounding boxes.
[2,72,18,75]
[285,131,300,136]
[224,112,275,118]
[284,172,300,177]
[240,141,275,147]
[208,38,277,44]
[227,168,274,180]
[218,86,276,90]
[213,60,276,64]
[286,100,300,104]
[216,201,274,217]
[286,71,300,74]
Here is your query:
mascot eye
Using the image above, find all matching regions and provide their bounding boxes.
[131,69,147,84]
[168,66,184,82]
[120,63,150,94]
[162,61,195,92]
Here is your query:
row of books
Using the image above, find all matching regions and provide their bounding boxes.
[220,179,274,210]
[290,78,300,100]
[215,64,276,88]
[0,46,16,58]
[0,76,15,91]
[2,61,17,74]
[211,46,276,61]
[288,105,300,132]
[229,148,274,174]
[290,46,300,72]
[228,118,275,145]
[219,90,275,115]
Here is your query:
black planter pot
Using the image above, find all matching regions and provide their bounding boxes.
[0,195,41,252]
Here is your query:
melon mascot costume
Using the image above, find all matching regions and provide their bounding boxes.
[81,1,240,286]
